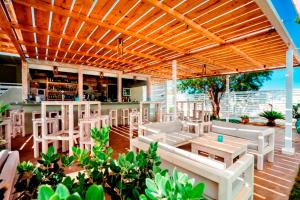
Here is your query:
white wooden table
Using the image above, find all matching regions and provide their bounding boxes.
[190,134,248,167]
[0,119,12,150]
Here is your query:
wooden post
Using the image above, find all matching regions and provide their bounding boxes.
[146,77,152,101]
[282,48,295,155]
[172,60,177,119]
[117,73,122,103]
[78,67,83,101]
[21,61,28,101]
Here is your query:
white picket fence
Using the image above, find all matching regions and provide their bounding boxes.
[177,89,300,118]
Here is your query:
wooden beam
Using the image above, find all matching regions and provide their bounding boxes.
[0,1,25,60]
[145,0,263,67]
[13,0,228,73]
[19,41,144,67]
[13,0,188,54]
[13,24,163,63]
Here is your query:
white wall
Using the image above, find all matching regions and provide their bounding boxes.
[131,86,146,102]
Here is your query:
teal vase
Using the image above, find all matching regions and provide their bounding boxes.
[296,118,300,134]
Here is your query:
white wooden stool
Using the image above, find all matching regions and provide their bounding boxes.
[79,118,98,151]
[121,108,129,126]
[143,107,149,122]
[11,110,25,137]
[100,115,110,128]
[32,111,41,120]
[109,109,118,127]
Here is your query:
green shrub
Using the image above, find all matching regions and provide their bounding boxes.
[293,104,300,119]
[259,111,284,126]
[289,165,300,200]
[14,127,206,200]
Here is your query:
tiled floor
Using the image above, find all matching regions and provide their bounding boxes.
[12,126,300,200]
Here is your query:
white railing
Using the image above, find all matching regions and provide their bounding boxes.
[177,89,300,118]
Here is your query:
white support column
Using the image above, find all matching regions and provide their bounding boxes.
[117,73,122,103]
[21,61,28,101]
[146,77,152,101]
[282,48,295,155]
[78,68,83,101]
[225,75,230,122]
[172,60,177,118]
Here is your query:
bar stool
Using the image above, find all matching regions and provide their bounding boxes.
[143,107,149,122]
[129,112,139,140]
[32,111,41,120]
[11,110,25,137]
[121,108,129,126]
[131,108,138,113]
[109,109,118,127]
[79,118,98,151]
[100,115,110,128]
[33,118,59,158]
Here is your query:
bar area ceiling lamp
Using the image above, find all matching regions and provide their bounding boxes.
[117,38,124,56]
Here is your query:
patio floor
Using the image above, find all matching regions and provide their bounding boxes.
[12,126,300,200]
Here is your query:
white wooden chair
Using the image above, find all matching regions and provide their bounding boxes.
[109,109,118,127]
[100,115,110,127]
[32,118,59,158]
[143,107,149,122]
[79,118,98,151]
[11,110,25,137]
[121,108,129,126]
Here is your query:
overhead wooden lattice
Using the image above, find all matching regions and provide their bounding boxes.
[0,0,298,80]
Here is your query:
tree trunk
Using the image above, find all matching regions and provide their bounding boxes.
[208,89,221,118]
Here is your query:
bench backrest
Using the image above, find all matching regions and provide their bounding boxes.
[212,120,270,142]
[142,121,183,134]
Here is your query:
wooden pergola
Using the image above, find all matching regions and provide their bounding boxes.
[0,0,299,82]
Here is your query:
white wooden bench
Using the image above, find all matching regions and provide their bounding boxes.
[131,136,254,200]
[0,150,19,200]
[139,120,201,147]
[211,120,275,170]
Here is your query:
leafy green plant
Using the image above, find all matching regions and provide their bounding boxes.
[259,111,284,126]
[0,102,9,114]
[296,16,300,24]
[293,104,300,119]
[37,183,104,200]
[142,169,205,200]
[14,127,206,200]
[240,115,249,119]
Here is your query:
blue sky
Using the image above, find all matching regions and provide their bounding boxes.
[260,68,300,90]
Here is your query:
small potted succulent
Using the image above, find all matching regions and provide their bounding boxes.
[259,110,285,126]
[240,115,249,124]
[293,104,300,134]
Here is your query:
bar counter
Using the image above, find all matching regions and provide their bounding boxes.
[10,101,140,134]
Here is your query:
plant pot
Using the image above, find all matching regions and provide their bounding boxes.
[241,118,249,124]
[296,118,300,134]
[267,119,276,126]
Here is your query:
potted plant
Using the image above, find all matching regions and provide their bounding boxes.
[259,111,285,126]
[0,102,9,123]
[293,104,300,134]
[240,115,249,124]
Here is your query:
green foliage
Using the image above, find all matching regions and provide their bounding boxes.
[289,165,300,200]
[15,146,66,200]
[215,118,241,124]
[240,115,249,119]
[15,127,201,200]
[37,184,104,200]
[293,104,300,119]
[296,16,300,24]
[177,71,272,117]
[0,102,9,114]
[259,111,284,126]
[144,169,205,200]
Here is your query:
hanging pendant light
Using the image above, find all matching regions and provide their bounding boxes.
[117,38,123,56]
